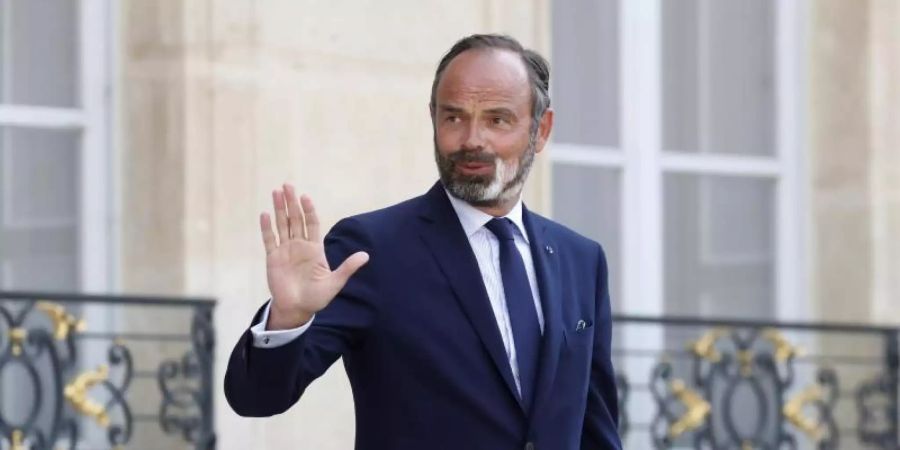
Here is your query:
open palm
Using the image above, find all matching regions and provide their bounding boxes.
[261,184,369,330]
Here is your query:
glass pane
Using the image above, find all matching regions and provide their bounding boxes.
[2,243,79,290]
[2,127,80,222]
[551,0,620,147]
[664,174,775,318]
[662,0,776,155]
[551,163,622,309]
[0,0,80,106]
[0,127,80,291]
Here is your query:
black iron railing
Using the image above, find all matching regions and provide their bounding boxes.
[613,314,899,449]
[0,291,215,450]
[3,291,896,449]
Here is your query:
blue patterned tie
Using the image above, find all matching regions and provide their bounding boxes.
[484,218,541,411]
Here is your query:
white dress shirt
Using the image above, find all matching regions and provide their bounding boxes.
[250,189,544,394]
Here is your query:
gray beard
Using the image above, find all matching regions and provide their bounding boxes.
[434,134,537,208]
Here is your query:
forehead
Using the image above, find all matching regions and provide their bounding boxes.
[436,49,531,105]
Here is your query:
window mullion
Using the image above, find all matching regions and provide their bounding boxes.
[621,0,663,317]
[774,0,808,320]
[0,106,87,129]
[78,0,112,292]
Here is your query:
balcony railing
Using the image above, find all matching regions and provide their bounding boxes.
[3,290,896,449]
[614,314,899,449]
[0,291,215,450]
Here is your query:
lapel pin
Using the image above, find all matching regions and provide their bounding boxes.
[545,245,554,254]
[576,320,586,332]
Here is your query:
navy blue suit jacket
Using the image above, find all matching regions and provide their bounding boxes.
[225,182,622,450]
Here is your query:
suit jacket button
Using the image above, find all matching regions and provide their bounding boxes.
[525,442,535,450]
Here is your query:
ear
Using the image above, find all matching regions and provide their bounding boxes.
[534,108,554,154]
[429,102,438,128]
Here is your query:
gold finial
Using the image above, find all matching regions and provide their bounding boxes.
[64,365,111,427]
[783,384,825,441]
[668,379,711,439]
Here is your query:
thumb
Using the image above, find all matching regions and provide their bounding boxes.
[332,251,370,284]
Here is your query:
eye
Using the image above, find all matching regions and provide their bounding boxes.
[491,116,509,125]
[445,115,460,123]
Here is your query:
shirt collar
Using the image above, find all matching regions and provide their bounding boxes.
[444,189,529,243]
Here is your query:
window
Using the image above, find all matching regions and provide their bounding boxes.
[551,3,806,446]
[550,0,805,321]
[0,0,113,292]
[1,1,114,446]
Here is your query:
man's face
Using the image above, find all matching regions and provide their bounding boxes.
[432,49,551,207]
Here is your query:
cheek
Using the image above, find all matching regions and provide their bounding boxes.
[493,133,530,159]
[435,127,461,151]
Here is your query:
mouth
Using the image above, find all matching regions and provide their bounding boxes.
[456,161,494,176]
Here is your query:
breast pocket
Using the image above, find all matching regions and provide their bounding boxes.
[564,319,594,350]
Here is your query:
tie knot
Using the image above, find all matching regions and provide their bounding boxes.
[485,218,517,241]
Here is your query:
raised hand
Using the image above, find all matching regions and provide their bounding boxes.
[261,183,369,330]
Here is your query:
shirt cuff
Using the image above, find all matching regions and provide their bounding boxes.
[249,300,314,348]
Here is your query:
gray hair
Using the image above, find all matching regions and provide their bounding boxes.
[430,34,551,133]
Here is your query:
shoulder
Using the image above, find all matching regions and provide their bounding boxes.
[528,210,607,262]
[327,193,428,241]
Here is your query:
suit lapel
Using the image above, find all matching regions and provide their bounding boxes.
[522,206,565,423]
[417,182,524,410]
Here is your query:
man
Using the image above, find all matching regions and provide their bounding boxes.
[224,34,621,450]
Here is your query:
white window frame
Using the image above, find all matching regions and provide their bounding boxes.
[0,0,115,293]
[549,0,809,321]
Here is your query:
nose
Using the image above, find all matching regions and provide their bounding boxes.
[461,120,485,151]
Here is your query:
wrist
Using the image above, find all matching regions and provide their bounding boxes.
[267,302,314,330]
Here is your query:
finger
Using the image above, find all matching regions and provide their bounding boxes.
[300,194,321,242]
[272,189,290,244]
[260,212,277,253]
[332,251,370,285]
[284,183,306,240]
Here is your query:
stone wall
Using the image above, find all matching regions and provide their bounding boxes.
[809,0,900,324]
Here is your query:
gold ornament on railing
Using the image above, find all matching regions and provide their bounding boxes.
[10,429,25,450]
[783,384,826,442]
[64,365,110,427]
[8,328,26,356]
[668,379,711,439]
[37,301,86,341]
[689,327,728,363]
[762,328,804,363]
[7,302,85,356]
[738,350,755,377]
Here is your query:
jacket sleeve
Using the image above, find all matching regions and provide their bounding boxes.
[223,217,380,417]
[581,244,623,449]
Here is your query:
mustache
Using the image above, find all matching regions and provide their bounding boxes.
[445,150,497,165]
